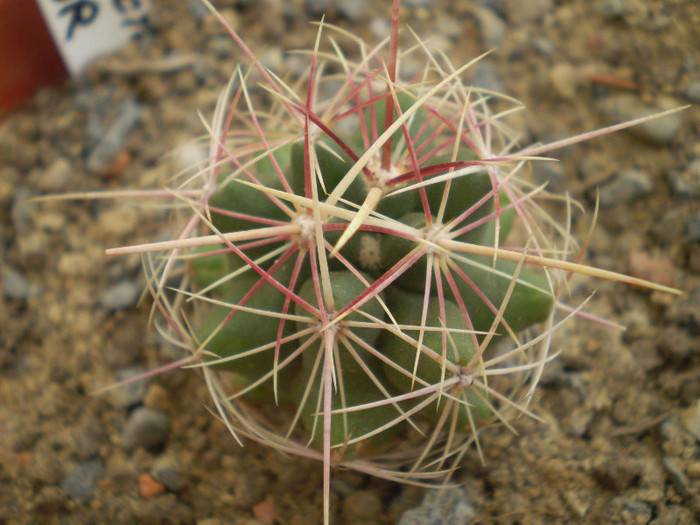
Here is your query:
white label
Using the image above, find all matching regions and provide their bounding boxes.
[35,0,151,76]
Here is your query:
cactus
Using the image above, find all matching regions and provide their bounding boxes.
[90,1,684,522]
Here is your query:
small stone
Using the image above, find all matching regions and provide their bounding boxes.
[60,459,104,502]
[595,0,626,20]
[143,383,170,411]
[592,455,643,490]
[99,280,141,310]
[98,205,139,238]
[86,97,142,174]
[151,456,185,492]
[686,214,700,242]
[596,94,682,145]
[550,62,578,99]
[304,0,331,16]
[681,400,700,442]
[598,168,653,208]
[474,7,507,49]
[668,158,700,199]
[120,407,169,452]
[627,251,674,289]
[531,161,566,193]
[111,367,150,409]
[685,80,700,103]
[397,487,475,525]
[2,266,41,301]
[469,60,504,93]
[38,158,72,192]
[337,0,367,22]
[252,499,279,525]
[504,0,552,25]
[139,472,167,499]
[663,457,692,498]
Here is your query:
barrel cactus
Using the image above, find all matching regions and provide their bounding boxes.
[100,0,681,521]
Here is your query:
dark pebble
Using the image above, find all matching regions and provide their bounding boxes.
[120,407,169,452]
[151,456,185,492]
[687,214,700,243]
[60,459,105,502]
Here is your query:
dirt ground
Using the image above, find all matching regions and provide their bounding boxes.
[1,1,699,524]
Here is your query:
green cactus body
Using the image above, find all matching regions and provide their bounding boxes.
[208,144,293,261]
[379,288,492,426]
[291,271,404,452]
[196,258,299,392]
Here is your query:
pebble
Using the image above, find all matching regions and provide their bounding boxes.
[151,456,185,492]
[531,160,566,193]
[144,383,170,411]
[474,7,507,49]
[86,96,143,174]
[337,0,368,22]
[98,280,141,310]
[98,205,140,238]
[592,454,644,491]
[397,487,476,525]
[595,94,682,145]
[595,0,626,20]
[668,157,700,199]
[60,459,105,502]
[662,457,691,498]
[37,158,72,192]
[681,400,700,442]
[120,407,170,452]
[112,367,150,409]
[469,60,505,93]
[598,168,653,208]
[403,0,432,8]
[1,266,41,301]
[504,0,552,25]
[139,472,167,499]
[685,80,700,103]
[688,214,700,243]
